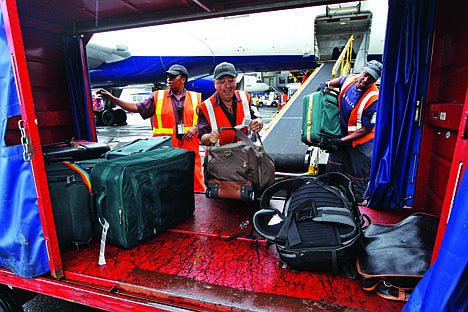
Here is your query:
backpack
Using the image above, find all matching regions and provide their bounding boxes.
[253,172,365,276]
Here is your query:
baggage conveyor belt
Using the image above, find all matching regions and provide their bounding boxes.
[262,62,334,173]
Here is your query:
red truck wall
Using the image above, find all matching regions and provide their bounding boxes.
[413,0,468,215]
[5,16,74,146]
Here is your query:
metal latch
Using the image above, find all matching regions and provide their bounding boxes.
[18,119,32,162]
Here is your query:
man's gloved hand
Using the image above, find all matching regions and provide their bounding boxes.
[316,82,328,92]
[319,137,343,153]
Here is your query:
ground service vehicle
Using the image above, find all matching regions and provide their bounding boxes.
[0,0,467,311]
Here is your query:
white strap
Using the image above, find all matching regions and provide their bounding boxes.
[238,91,250,121]
[204,99,217,131]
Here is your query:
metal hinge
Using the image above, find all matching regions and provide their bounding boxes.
[18,119,32,162]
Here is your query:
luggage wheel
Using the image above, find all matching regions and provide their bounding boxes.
[241,184,255,202]
[205,182,218,199]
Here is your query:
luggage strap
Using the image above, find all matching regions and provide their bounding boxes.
[218,126,265,149]
[275,199,358,247]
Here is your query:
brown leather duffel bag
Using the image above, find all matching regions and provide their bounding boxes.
[204,127,275,201]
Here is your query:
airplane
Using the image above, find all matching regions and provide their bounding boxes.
[87,42,131,69]
[87,0,388,96]
[113,73,271,105]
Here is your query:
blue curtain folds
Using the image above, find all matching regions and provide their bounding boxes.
[63,36,93,141]
[366,0,436,209]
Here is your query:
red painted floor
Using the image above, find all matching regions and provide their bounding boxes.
[61,194,406,311]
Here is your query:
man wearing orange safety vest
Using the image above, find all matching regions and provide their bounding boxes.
[96,64,204,192]
[197,62,263,147]
[318,60,383,202]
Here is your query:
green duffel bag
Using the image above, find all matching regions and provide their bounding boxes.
[91,148,195,249]
[301,88,341,146]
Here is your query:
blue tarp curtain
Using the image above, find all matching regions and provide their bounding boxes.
[0,11,50,278]
[403,172,468,312]
[367,0,436,209]
[63,36,93,141]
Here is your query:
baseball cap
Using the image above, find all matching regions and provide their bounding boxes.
[213,62,237,80]
[164,64,189,78]
[363,60,383,81]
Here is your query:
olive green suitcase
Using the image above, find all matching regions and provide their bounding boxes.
[91,148,195,249]
[301,88,341,146]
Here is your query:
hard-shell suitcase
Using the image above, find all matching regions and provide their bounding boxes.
[91,148,195,249]
[103,136,172,159]
[204,127,275,201]
[301,88,341,146]
[43,140,110,162]
[46,159,105,250]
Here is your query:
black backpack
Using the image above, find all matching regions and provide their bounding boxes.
[253,172,365,276]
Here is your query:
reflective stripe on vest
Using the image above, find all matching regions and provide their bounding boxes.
[238,91,250,123]
[347,90,379,132]
[204,98,218,132]
[155,91,172,134]
[189,91,199,127]
[202,91,250,146]
[204,91,250,131]
[153,90,199,135]
[339,75,378,146]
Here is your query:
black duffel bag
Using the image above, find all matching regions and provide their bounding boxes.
[253,172,365,276]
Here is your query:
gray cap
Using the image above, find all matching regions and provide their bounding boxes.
[214,62,237,80]
[164,64,189,78]
[363,60,383,80]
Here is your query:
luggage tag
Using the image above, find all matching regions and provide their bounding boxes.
[176,121,185,141]
[98,218,109,265]
[241,117,252,128]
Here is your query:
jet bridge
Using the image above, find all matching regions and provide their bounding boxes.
[262,62,334,173]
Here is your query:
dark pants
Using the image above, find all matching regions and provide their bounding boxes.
[326,143,373,203]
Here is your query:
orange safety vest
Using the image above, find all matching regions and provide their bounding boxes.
[339,74,379,147]
[152,90,204,192]
[200,90,250,146]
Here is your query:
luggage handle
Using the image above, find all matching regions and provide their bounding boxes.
[322,87,339,99]
[218,126,264,149]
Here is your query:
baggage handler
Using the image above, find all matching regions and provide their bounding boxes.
[318,60,383,202]
[96,64,205,192]
[198,62,263,146]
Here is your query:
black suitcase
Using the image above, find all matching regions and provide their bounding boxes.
[43,140,110,162]
[91,148,195,249]
[103,136,172,159]
[46,159,105,250]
